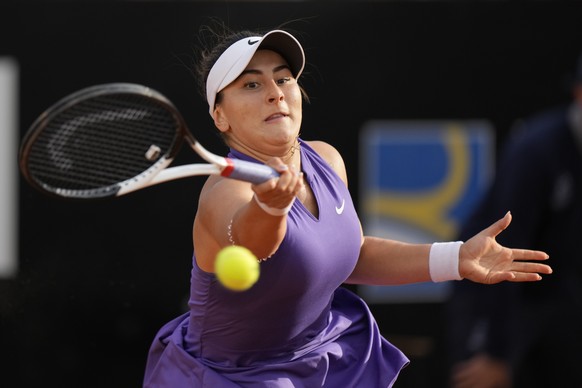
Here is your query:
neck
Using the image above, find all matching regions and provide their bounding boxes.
[228,137,301,166]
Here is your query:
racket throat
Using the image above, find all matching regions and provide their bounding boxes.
[187,137,228,168]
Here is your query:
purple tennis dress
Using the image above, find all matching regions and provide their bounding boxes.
[143,139,409,387]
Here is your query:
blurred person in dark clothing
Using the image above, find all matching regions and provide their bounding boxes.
[446,52,582,388]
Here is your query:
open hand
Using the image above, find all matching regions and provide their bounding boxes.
[459,212,552,284]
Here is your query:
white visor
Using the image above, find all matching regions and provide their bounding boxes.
[206,30,305,116]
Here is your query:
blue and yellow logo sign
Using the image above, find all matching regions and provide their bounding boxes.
[359,120,494,302]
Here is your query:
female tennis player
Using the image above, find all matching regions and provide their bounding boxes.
[143,25,552,387]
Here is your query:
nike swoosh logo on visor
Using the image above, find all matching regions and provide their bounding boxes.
[248,39,260,45]
[335,199,345,215]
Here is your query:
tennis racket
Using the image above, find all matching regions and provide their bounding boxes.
[19,83,279,199]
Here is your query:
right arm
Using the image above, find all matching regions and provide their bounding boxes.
[193,159,303,272]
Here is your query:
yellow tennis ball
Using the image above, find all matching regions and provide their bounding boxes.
[215,245,260,291]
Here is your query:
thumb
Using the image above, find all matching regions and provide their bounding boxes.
[483,211,512,239]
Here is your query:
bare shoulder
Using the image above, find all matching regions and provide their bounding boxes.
[305,140,348,185]
[198,175,251,212]
[196,175,253,234]
[194,176,253,271]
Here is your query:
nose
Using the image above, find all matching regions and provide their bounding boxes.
[267,81,284,104]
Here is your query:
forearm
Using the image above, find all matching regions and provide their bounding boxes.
[194,178,288,269]
[231,198,287,259]
[346,236,432,285]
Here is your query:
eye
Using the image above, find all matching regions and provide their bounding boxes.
[244,81,260,89]
[277,77,292,85]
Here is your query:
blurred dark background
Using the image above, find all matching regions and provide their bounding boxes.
[1,1,582,387]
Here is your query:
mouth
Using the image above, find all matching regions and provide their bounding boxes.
[265,112,289,122]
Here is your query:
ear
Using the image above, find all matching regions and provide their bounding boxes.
[213,106,230,133]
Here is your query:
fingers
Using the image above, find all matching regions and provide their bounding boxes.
[492,271,537,283]
[487,257,552,284]
[511,248,550,262]
[509,248,552,277]
[510,260,552,273]
[253,158,303,209]
[268,160,303,194]
[504,260,552,283]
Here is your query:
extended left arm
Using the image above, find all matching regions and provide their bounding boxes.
[346,212,552,286]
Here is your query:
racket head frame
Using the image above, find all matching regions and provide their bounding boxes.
[18,83,190,199]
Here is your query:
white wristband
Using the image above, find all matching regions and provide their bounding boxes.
[429,241,464,282]
[253,194,294,216]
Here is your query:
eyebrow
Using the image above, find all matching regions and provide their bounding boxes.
[239,64,291,77]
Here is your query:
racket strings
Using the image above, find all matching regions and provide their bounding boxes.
[27,94,179,195]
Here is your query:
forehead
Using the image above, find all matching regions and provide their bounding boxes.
[245,49,290,68]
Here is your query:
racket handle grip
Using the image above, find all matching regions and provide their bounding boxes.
[222,158,280,184]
